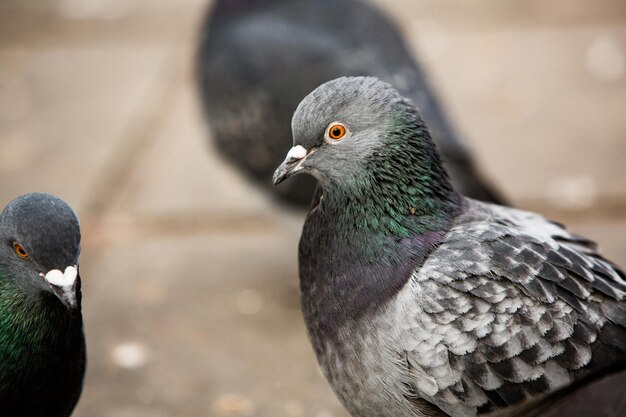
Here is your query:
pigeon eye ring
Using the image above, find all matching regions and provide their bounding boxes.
[13,242,29,260]
[325,122,349,143]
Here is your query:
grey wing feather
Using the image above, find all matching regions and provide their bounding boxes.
[489,359,626,417]
[400,199,626,416]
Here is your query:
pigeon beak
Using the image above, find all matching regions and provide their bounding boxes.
[41,266,80,310]
[273,145,314,185]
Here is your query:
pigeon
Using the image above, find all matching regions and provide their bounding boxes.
[198,0,503,206]
[0,193,86,417]
[491,359,626,417]
[273,77,626,417]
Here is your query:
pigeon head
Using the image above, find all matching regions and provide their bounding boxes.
[273,77,394,188]
[273,77,452,193]
[273,77,458,236]
[0,193,82,310]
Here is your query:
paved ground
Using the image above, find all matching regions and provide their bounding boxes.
[0,0,625,416]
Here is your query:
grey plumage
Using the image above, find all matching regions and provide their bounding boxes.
[322,201,626,417]
[199,0,503,206]
[0,193,85,417]
[273,77,626,417]
[489,359,626,417]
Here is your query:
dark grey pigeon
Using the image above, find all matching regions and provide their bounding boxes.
[273,77,626,417]
[490,359,626,417]
[0,193,85,417]
[198,0,503,206]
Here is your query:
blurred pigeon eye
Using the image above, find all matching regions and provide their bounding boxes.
[13,242,29,260]
[326,122,348,142]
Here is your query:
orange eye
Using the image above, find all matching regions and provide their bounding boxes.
[327,123,348,141]
[13,242,29,260]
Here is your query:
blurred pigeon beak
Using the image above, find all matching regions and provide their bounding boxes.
[41,266,80,310]
[273,145,314,185]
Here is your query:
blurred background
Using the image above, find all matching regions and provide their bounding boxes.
[1,0,625,416]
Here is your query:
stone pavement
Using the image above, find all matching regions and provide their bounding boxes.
[0,0,624,416]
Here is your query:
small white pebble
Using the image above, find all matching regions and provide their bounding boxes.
[112,342,149,369]
[235,289,264,316]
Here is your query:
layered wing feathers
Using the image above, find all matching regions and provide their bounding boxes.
[402,199,626,416]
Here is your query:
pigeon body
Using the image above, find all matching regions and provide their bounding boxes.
[491,359,626,417]
[199,0,503,206]
[273,77,626,417]
[0,193,86,417]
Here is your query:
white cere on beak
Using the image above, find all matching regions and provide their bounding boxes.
[43,266,78,288]
[286,145,307,161]
[41,266,78,308]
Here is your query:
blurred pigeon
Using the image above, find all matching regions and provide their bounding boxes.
[0,193,86,417]
[491,359,626,417]
[199,0,503,206]
[273,77,626,417]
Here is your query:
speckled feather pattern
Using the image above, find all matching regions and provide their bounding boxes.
[490,359,626,417]
[308,199,626,417]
